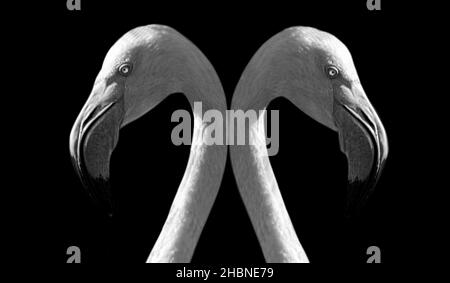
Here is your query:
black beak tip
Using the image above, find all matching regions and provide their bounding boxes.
[345,179,372,219]
[89,177,115,217]
[76,171,115,218]
[70,139,115,217]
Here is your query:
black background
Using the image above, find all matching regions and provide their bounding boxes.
[13,0,432,267]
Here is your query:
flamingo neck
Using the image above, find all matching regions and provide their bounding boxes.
[147,102,226,262]
[230,96,309,263]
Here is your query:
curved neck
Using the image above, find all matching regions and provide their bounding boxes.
[147,94,226,263]
[140,31,228,262]
[230,95,309,263]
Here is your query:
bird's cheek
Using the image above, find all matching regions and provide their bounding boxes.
[122,88,150,127]
[122,85,144,126]
[320,87,337,130]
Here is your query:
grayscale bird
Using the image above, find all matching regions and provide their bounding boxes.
[230,26,388,263]
[69,25,227,263]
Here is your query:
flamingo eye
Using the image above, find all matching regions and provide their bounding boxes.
[118,63,132,76]
[325,65,339,79]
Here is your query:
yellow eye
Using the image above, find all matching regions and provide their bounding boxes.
[326,65,339,79]
[118,63,132,76]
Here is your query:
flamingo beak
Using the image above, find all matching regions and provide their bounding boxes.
[69,81,124,216]
[333,83,388,217]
